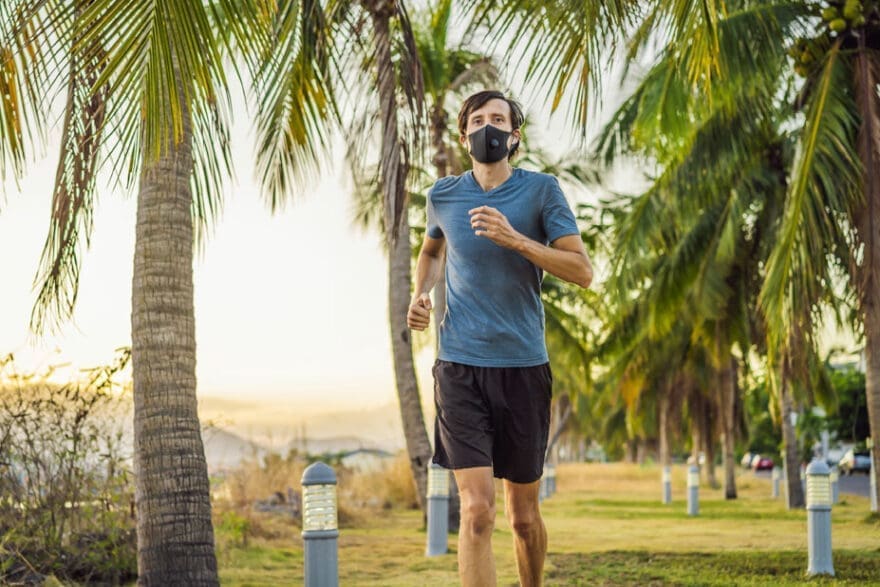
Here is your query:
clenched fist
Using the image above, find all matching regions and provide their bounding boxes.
[407,293,433,331]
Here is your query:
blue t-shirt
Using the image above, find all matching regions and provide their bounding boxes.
[427,168,580,367]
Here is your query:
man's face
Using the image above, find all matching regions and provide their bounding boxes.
[460,98,521,150]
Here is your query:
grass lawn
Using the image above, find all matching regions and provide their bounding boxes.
[216,463,880,586]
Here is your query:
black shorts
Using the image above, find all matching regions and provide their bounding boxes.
[431,359,552,484]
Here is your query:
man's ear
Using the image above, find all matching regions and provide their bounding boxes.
[511,129,522,148]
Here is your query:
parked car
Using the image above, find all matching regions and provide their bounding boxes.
[839,449,872,475]
[752,456,774,471]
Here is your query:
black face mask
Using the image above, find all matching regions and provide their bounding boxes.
[467,124,517,164]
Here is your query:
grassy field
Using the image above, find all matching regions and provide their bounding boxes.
[216,463,880,586]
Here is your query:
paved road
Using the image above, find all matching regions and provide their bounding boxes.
[753,469,870,497]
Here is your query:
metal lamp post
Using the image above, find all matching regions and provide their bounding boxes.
[662,466,672,505]
[302,462,339,587]
[805,459,834,577]
[869,437,877,513]
[426,463,449,556]
[829,466,839,505]
[687,464,699,516]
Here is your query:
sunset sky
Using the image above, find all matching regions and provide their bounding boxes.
[0,80,594,411]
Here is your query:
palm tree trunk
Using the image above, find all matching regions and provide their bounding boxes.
[389,212,433,512]
[131,64,218,584]
[702,405,718,488]
[719,356,737,499]
[779,372,804,509]
[369,0,432,513]
[658,388,670,467]
[854,36,880,511]
[546,396,572,463]
[625,439,636,463]
[636,439,647,465]
[430,103,449,179]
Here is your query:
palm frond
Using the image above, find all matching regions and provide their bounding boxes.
[31,2,108,334]
[0,0,71,191]
[761,39,861,356]
[461,0,638,138]
[252,0,337,210]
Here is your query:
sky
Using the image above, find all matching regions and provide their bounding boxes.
[0,41,857,417]
[0,104,433,409]
[0,9,643,412]
[0,76,601,411]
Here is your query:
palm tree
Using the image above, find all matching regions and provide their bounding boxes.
[334,0,434,512]
[14,1,334,581]
[585,37,798,499]
[618,0,877,506]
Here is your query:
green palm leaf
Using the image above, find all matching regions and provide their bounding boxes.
[760,39,861,356]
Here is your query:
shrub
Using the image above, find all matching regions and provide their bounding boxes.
[0,350,136,584]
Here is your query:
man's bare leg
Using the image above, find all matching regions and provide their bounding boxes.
[503,479,546,587]
[453,467,496,587]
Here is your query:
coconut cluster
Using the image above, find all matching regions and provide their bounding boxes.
[788,1,876,77]
[821,0,868,32]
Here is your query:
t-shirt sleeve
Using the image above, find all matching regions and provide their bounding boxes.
[542,177,580,243]
[426,188,444,239]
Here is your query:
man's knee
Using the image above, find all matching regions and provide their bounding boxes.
[508,508,543,540]
[461,497,495,537]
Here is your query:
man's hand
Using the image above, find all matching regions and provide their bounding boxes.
[407,293,433,331]
[469,206,524,250]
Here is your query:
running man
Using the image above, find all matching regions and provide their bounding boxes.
[407,90,593,586]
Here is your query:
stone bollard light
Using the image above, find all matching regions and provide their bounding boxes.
[771,466,782,499]
[687,464,699,516]
[302,462,339,587]
[830,466,839,505]
[662,466,672,505]
[869,437,878,513]
[426,463,449,557]
[805,459,834,577]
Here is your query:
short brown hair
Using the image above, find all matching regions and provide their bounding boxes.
[458,90,525,158]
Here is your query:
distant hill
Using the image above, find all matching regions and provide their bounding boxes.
[201,426,269,472]
[198,396,429,453]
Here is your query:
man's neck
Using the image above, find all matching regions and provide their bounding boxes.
[472,161,513,192]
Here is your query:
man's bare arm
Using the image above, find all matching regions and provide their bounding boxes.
[408,235,447,331]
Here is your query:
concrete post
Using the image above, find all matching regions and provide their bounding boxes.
[771,466,781,499]
[829,466,839,505]
[805,459,834,577]
[869,438,877,513]
[662,466,672,504]
[426,463,449,557]
[872,465,878,513]
[301,462,339,587]
[548,464,557,496]
[800,462,807,497]
[687,464,699,516]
